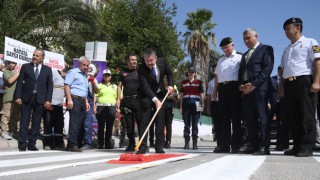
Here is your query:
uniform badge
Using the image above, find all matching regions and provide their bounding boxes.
[123,72,128,76]
[313,45,320,53]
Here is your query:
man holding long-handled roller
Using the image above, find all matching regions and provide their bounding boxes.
[137,48,174,154]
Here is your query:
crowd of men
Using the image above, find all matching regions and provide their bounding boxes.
[0,17,320,157]
[209,17,320,157]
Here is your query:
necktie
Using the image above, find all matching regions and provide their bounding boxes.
[35,65,39,79]
[34,65,39,92]
[151,67,157,80]
[245,48,254,63]
[243,49,254,81]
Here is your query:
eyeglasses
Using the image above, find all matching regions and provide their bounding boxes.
[104,74,111,77]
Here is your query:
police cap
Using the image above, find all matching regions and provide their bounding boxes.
[219,37,233,47]
[283,17,303,30]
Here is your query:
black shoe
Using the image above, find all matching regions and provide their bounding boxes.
[213,146,230,153]
[137,148,147,154]
[243,147,257,154]
[155,148,165,154]
[19,145,27,151]
[296,149,313,157]
[253,146,270,155]
[275,144,289,151]
[97,145,104,149]
[164,141,171,149]
[54,145,66,151]
[284,148,299,156]
[69,146,83,152]
[312,144,320,151]
[27,145,39,151]
[231,148,240,154]
[125,145,135,152]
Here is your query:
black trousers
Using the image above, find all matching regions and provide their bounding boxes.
[243,90,269,148]
[164,107,173,143]
[19,95,44,147]
[120,97,141,146]
[284,75,316,151]
[96,106,116,147]
[211,101,220,145]
[67,97,86,147]
[182,103,200,139]
[43,105,64,147]
[139,96,165,149]
[218,82,242,150]
[274,97,290,146]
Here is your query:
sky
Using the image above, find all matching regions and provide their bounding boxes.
[166,0,320,75]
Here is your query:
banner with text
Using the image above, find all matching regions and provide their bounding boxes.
[4,36,64,70]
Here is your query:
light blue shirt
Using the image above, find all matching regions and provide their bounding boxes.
[64,67,88,98]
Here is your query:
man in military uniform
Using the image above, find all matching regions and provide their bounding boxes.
[280,17,320,157]
[212,37,243,153]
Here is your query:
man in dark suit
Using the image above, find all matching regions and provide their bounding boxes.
[268,67,289,151]
[238,28,274,155]
[137,48,173,154]
[15,49,53,151]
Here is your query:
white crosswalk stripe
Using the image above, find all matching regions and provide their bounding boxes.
[0,152,117,168]
[0,150,319,180]
[160,155,266,180]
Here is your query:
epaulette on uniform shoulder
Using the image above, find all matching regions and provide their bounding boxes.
[236,51,242,55]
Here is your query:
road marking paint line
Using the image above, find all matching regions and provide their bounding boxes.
[0,150,63,156]
[160,155,266,180]
[0,152,117,168]
[58,154,199,180]
[314,157,320,163]
[0,158,113,177]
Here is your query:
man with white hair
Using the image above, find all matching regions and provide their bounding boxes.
[64,56,90,152]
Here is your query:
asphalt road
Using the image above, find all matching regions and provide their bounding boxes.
[0,135,320,180]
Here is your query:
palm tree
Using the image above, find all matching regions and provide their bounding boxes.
[183,8,216,90]
[0,0,99,62]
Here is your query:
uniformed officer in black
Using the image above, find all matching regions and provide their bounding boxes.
[280,17,320,157]
[116,53,141,152]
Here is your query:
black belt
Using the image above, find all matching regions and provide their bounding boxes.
[219,81,237,85]
[123,95,138,99]
[71,95,86,101]
[285,75,311,82]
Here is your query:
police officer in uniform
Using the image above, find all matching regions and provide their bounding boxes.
[212,37,243,153]
[116,53,141,152]
[280,17,320,157]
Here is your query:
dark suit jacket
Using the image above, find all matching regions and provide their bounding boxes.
[267,75,278,107]
[138,58,173,101]
[238,44,274,91]
[15,63,53,104]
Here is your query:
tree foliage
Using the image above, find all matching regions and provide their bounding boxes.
[97,0,184,78]
[0,0,99,64]
[0,0,184,81]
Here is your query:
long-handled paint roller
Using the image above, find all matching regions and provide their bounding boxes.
[119,91,170,161]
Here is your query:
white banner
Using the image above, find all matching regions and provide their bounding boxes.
[4,36,65,70]
[4,36,35,64]
[44,51,65,70]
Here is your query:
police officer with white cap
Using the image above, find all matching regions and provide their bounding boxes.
[280,17,320,157]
